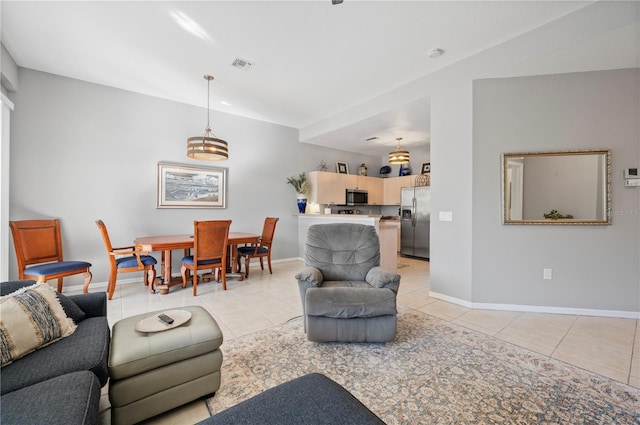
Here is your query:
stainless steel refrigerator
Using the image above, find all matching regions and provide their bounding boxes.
[400,186,430,260]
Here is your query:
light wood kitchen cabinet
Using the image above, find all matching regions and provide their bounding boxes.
[383,175,415,205]
[349,175,382,204]
[308,171,354,205]
[309,172,413,206]
[361,176,383,205]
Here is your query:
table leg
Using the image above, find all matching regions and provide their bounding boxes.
[227,243,244,281]
[156,249,173,295]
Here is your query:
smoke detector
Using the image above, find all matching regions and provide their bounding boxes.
[231,57,254,71]
[427,48,444,58]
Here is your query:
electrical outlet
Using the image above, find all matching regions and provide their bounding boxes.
[543,268,552,280]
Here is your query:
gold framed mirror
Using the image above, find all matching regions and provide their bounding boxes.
[502,149,611,225]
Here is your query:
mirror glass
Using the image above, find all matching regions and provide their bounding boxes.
[502,149,611,225]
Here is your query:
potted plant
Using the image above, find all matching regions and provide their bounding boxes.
[287,173,310,213]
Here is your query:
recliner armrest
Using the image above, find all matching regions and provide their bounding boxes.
[68,292,107,318]
[295,266,324,287]
[365,266,401,293]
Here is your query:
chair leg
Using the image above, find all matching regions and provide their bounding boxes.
[57,278,64,293]
[259,257,264,271]
[181,266,189,289]
[267,253,273,274]
[147,267,156,294]
[106,271,117,300]
[192,270,198,296]
[82,271,92,293]
[245,257,251,278]
[220,262,227,291]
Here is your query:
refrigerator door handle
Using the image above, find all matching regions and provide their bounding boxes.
[412,198,417,227]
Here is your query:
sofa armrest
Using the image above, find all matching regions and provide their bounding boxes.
[295,266,324,287]
[0,280,37,296]
[68,292,107,318]
[365,266,401,293]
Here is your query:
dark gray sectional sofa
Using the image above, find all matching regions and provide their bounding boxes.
[1,280,111,425]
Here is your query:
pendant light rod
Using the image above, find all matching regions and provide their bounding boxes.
[204,74,213,131]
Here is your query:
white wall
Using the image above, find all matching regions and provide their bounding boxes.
[472,69,639,313]
[7,68,380,287]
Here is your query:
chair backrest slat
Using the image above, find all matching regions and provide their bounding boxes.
[260,217,279,247]
[10,219,64,267]
[194,220,231,261]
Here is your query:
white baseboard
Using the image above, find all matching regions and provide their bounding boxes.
[62,258,304,293]
[428,291,640,320]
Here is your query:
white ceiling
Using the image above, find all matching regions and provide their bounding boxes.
[2,1,638,156]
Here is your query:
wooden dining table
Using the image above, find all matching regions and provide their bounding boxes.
[134,232,259,294]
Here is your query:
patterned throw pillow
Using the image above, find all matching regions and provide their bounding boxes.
[0,282,77,367]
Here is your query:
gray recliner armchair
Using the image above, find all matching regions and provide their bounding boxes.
[295,223,401,342]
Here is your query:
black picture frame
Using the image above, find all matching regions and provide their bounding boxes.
[421,162,431,174]
[336,162,349,174]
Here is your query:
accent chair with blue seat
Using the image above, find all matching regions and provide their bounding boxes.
[237,216,279,278]
[295,223,401,342]
[181,220,232,295]
[95,220,158,300]
[9,219,92,293]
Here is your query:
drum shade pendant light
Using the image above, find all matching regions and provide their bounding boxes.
[187,75,229,161]
[388,137,410,164]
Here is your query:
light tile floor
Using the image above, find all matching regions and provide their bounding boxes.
[80,257,638,424]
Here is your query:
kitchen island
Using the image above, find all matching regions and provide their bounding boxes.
[297,214,398,272]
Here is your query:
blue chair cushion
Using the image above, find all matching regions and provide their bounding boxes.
[181,256,222,267]
[237,246,268,256]
[115,255,157,269]
[24,261,91,276]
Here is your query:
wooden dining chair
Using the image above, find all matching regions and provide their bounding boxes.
[95,220,158,300]
[9,219,92,293]
[181,220,232,296]
[237,217,279,278]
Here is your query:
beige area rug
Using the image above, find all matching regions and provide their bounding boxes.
[206,310,639,424]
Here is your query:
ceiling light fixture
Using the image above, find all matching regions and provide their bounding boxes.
[388,138,410,164]
[187,75,229,161]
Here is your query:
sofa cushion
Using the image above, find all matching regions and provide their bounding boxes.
[1,371,101,425]
[196,373,385,425]
[0,281,76,367]
[57,292,87,323]
[306,287,397,318]
[1,316,110,394]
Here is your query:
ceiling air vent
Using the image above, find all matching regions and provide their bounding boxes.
[365,136,379,141]
[231,57,254,71]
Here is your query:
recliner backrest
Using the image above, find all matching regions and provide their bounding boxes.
[305,223,380,281]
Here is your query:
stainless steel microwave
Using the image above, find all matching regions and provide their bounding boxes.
[345,189,368,206]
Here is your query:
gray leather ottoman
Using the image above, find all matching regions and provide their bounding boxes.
[108,306,223,425]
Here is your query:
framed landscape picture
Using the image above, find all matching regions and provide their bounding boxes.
[157,162,226,208]
[421,162,431,174]
[336,162,349,174]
